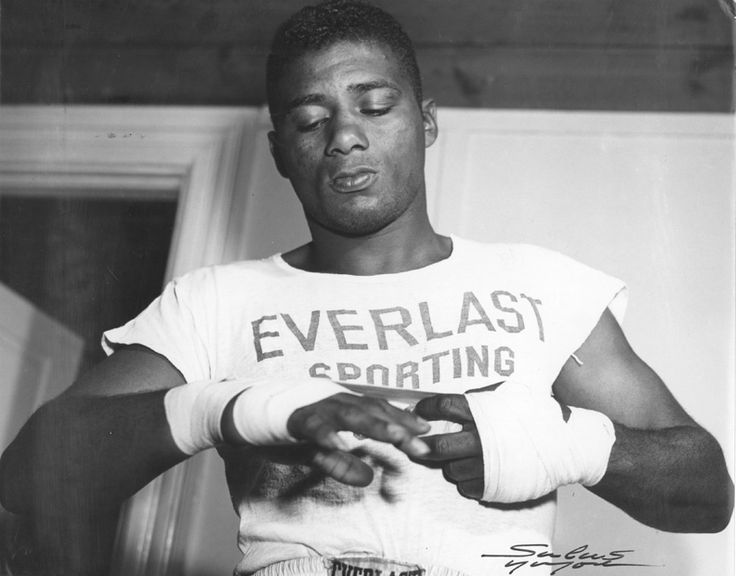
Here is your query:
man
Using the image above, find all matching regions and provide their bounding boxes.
[0,1,733,575]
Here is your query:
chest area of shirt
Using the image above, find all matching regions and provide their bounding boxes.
[231,286,556,393]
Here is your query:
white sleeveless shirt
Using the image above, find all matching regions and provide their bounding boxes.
[103,237,626,576]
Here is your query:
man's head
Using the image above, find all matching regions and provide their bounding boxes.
[265,1,437,238]
[266,0,423,119]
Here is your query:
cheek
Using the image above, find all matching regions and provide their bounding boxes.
[285,145,323,179]
[390,130,425,179]
[397,121,426,153]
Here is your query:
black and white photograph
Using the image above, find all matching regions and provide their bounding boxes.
[0,1,734,575]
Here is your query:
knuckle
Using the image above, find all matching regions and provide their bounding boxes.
[434,436,451,456]
[367,397,394,417]
[437,396,457,414]
[368,397,391,410]
[331,392,355,405]
[319,456,342,477]
[310,451,327,468]
[340,405,365,422]
[302,413,325,433]
[328,458,349,478]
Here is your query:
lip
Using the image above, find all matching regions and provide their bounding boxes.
[329,167,378,193]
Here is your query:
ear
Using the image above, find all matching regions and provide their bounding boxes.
[420,98,438,148]
[268,131,289,178]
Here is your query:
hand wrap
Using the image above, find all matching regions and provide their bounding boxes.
[164,376,351,455]
[464,381,615,503]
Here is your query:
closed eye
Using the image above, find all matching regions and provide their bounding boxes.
[361,106,393,117]
[297,117,329,133]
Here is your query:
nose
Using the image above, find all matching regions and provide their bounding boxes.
[325,113,368,156]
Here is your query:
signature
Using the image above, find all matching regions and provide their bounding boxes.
[481,543,659,575]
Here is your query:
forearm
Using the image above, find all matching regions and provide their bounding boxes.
[0,390,187,516]
[589,422,734,533]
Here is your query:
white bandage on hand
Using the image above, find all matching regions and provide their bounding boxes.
[465,381,615,503]
[164,376,351,455]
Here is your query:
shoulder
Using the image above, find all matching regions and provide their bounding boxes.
[168,255,286,294]
[453,236,588,273]
[454,236,627,320]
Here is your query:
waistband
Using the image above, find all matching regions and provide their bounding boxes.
[250,556,471,576]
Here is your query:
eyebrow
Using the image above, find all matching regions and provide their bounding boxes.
[283,93,328,114]
[281,80,401,116]
[348,79,401,96]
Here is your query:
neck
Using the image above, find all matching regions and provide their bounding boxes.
[284,203,452,276]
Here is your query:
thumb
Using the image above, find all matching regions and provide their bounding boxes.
[413,394,472,423]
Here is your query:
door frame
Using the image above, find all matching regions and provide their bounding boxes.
[0,105,261,575]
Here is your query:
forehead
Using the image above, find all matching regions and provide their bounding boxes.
[271,41,408,111]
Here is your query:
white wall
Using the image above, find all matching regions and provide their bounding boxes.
[184,109,734,576]
[424,110,734,576]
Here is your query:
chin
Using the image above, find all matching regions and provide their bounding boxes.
[309,188,420,237]
[317,208,401,237]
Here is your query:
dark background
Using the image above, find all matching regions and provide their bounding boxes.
[2,0,734,112]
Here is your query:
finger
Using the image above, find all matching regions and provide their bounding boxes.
[456,478,484,500]
[311,449,374,487]
[335,394,431,434]
[290,399,429,458]
[290,412,351,451]
[414,431,481,462]
[338,412,430,458]
[331,402,430,457]
[413,394,472,423]
[393,434,432,459]
[443,457,484,483]
[380,401,432,434]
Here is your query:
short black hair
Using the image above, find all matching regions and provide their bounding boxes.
[266,0,423,118]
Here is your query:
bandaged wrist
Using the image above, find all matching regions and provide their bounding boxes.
[231,377,353,445]
[465,381,615,503]
[164,377,350,455]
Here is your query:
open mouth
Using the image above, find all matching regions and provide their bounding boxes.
[330,169,378,193]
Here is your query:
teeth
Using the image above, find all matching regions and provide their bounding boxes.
[333,172,372,190]
[337,174,368,186]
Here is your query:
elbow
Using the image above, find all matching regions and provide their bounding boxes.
[668,442,735,533]
[698,476,734,533]
[676,493,733,533]
[696,437,735,533]
[647,479,733,533]
[634,429,735,533]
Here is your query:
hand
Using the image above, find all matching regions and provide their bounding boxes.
[286,392,431,487]
[412,393,485,500]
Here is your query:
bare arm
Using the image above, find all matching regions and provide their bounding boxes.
[0,345,187,574]
[0,346,188,515]
[0,345,431,573]
[552,309,734,532]
[0,341,432,506]
[414,310,734,533]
